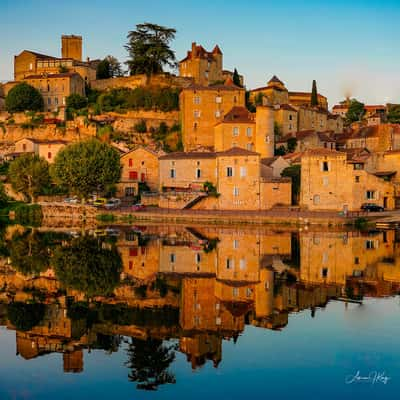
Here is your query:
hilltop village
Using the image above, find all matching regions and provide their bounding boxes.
[1,29,400,213]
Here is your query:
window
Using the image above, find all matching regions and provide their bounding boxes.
[215,110,221,118]
[22,143,26,151]
[193,122,198,130]
[366,190,376,200]
[323,177,329,186]
[246,143,253,151]
[29,63,33,70]
[170,253,176,263]
[313,195,320,205]
[128,261,133,270]
[233,287,239,297]
[233,127,239,136]
[129,171,138,180]
[289,124,292,130]
[246,127,252,137]
[240,259,246,270]
[233,239,239,249]
[196,253,201,263]
[365,240,376,249]
[289,114,293,121]
[240,167,247,177]
[355,176,360,183]
[233,186,239,196]
[193,96,201,105]
[215,96,222,104]
[196,168,201,179]
[246,288,252,297]
[125,187,135,196]
[354,257,359,264]
[353,163,363,170]
[234,96,237,103]
[55,97,58,105]
[128,158,133,167]
[322,268,328,278]
[226,167,233,177]
[47,98,51,105]
[47,152,52,159]
[170,169,176,178]
[226,258,233,269]
[322,161,329,172]
[194,110,201,118]
[47,84,50,92]
[129,248,138,257]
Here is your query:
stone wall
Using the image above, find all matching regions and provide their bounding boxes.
[90,74,193,91]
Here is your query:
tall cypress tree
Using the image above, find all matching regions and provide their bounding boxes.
[311,80,318,107]
[232,68,242,87]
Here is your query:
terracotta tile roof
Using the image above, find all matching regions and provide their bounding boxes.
[222,106,255,123]
[332,104,348,110]
[268,75,284,85]
[159,151,216,160]
[250,85,287,93]
[179,43,222,63]
[278,104,297,112]
[317,132,334,142]
[24,72,81,79]
[216,147,260,157]
[289,91,327,100]
[16,138,69,145]
[185,83,243,91]
[364,105,386,111]
[303,148,344,157]
[212,45,222,55]
[261,156,280,166]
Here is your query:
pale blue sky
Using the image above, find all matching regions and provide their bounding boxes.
[1,0,399,107]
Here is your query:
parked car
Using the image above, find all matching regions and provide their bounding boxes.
[361,203,384,212]
[105,227,120,237]
[132,203,146,211]
[93,198,108,207]
[64,197,79,204]
[104,198,121,210]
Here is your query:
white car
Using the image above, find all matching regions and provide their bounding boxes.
[104,198,121,209]
[64,197,79,204]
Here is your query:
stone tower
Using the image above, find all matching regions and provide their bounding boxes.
[255,105,275,158]
[61,35,82,61]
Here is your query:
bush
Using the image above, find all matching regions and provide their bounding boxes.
[66,93,88,110]
[134,120,147,133]
[5,83,44,113]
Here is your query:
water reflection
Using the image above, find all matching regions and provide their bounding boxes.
[1,224,400,391]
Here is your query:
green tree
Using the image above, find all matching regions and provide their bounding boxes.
[9,230,51,276]
[51,140,121,199]
[0,183,8,208]
[125,337,176,390]
[5,82,44,113]
[281,164,301,205]
[96,58,111,79]
[287,137,297,153]
[66,93,88,110]
[53,236,122,297]
[232,68,241,87]
[345,99,365,124]
[7,301,45,331]
[387,104,400,123]
[125,23,177,77]
[8,154,50,202]
[311,80,318,107]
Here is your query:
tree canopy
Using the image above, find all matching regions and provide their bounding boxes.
[387,104,400,124]
[8,154,50,202]
[66,93,88,110]
[97,56,123,79]
[125,23,177,76]
[311,80,318,107]
[232,68,242,87]
[51,140,121,199]
[345,99,365,124]
[5,82,44,113]
[53,236,122,297]
[7,301,45,331]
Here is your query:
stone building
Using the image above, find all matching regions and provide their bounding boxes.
[117,147,162,198]
[288,91,328,110]
[214,106,275,157]
[300,148,395,211]
[23,72,85,112]
[180,82,246,151]
[158,147,291,210]
[13,35,97,84]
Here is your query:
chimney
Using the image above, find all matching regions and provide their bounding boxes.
[191,42,197,58]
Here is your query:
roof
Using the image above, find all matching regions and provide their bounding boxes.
[17,50,57,60]
[278,104,297,112]
[373,171,396,177]
[260,156,288,167]
[120,146,162,158]
[217,147,260,157]
[221,106,255,123]
[15,138,69,145]
[268,75,284,85]
[317,132,335,142]
[364,105,386,111]
[159,147,260,160]
[302,148,344,157]
[289,91,327,100]
[159,151,216,160]
[179,43,222,63]
[185,83,243,91]
[24,72,81,80]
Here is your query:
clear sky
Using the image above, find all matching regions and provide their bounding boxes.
[1,0,399,107]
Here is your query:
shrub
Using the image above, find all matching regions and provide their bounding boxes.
[66,93,88,110]
[134,120,147,133]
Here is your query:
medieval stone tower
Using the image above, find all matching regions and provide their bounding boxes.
[61,35,82,61]
[255,106,275,158]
